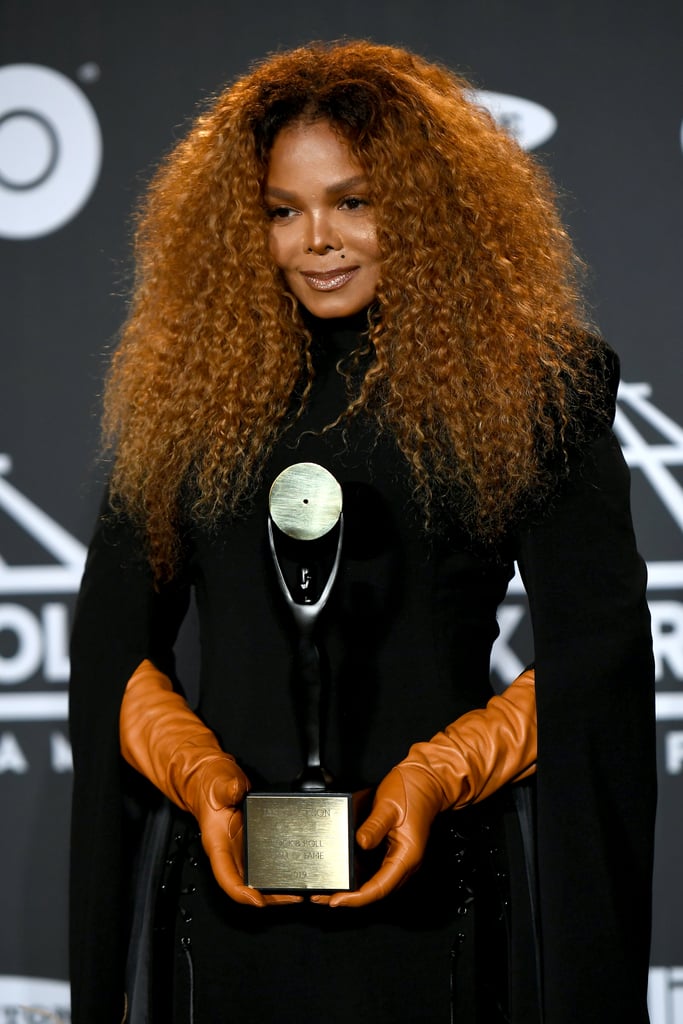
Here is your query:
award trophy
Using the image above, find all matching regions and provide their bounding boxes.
[243,463,356,893]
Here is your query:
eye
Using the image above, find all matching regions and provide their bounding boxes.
[340,196,370,212]
[266,205,297,221]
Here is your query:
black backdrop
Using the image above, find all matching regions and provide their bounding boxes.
[1,2,682,1020]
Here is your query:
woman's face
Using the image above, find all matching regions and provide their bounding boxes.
[265,119,381,319]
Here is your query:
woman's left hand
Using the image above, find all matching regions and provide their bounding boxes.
[312,668,537,907]
[310,761,443,907]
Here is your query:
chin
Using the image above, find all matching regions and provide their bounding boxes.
[298,293,374,320]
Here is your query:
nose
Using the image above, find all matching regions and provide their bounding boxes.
[303,212,342,255]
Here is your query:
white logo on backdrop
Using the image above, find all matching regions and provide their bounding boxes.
[0,975,70,1022]
[650,967,683,1024]
[0,64,102,239]
[0,454,85,723]
[614,382,683,550]
[472,90,557,150]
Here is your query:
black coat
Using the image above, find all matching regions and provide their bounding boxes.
[69,332,655,1023]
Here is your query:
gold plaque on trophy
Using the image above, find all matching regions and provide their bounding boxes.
[244,793,354,892]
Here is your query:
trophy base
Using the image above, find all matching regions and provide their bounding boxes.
[244,791,354,892]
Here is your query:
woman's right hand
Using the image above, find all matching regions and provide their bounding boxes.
[189,757,302,907]
[120,659,302,907]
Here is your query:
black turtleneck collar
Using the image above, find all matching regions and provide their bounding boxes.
[299,305,374,354]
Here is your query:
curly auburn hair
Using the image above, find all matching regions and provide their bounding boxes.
[104,39,607,580]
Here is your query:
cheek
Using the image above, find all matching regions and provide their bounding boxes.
[360,224,380,260]
[268,231,286,269]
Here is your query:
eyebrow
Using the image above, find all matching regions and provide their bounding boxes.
[264,175,369,200]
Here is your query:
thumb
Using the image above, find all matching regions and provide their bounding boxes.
[357,802,399,849]
[206,762,250,808]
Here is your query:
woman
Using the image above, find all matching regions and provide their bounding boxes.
[69,41,656,1024]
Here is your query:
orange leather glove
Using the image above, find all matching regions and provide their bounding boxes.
[313,667,536,908]
[119,659,301,907]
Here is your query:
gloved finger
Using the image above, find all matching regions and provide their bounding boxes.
[212,772,250,808]
[200,811,261,905]
[219,880,303,907]
[203,812,303,907]
[209,851,268,906]
[356,801,402,849]
[206,842,302,906]
[261,893,305,906]
[327,849,417,907]
[208,838,302,906]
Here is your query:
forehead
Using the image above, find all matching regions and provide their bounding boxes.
[265,119,365,190]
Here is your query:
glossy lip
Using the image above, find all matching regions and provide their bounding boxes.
[299,267,359,292]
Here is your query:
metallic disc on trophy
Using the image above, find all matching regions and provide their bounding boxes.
[244,463,355,893]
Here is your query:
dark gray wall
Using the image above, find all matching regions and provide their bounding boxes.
[1,2,681,1019]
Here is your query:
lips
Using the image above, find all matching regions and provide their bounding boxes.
[300,267,358,291]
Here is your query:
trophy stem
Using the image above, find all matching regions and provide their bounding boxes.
[293,622,331,792]
[268,509,344,796]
